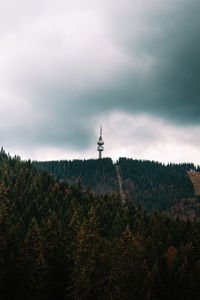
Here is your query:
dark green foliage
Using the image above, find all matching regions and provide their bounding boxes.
[0,150,200,299]
[118,158,194,210]
[34,157,197,214]
[33,158,118,195]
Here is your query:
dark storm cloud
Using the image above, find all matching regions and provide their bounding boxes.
[35,0,200,138]
[0,0,200,153]
[146,0,200,124]
[78,0,200,125]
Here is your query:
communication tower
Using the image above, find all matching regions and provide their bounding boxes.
[97,125,104,159]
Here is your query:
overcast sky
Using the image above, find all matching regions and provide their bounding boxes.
[0,0,200,163]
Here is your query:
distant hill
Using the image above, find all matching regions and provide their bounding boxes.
[33,158,118,195]
[33,158,200,219]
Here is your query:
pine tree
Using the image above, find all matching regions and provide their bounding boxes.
[108,226,155,299]
[69,206,107,299]
[43,212,68,300]
[174,242,200,300]
[18,220,47,300]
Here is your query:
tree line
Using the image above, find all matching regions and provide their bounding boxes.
[34,157,197,213]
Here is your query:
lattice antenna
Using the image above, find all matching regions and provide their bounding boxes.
[97,125,104,159]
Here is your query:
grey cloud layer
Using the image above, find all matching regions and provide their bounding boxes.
[0,0,199,151]
[88,0,200,124]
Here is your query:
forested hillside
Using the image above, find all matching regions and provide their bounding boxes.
[34,158,200,217]
[118,158,194,210]
[1,150,200,299]
[34,158,118,195]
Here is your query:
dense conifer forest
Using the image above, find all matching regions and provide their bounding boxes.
[1,149,200,299]
[118,158,195,210]
[33,158,118,194]
[34,158,200,217]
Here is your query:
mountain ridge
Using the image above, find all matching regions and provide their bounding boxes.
[33,157,200,219]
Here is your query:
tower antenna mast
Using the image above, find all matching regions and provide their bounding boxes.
[97,125,104,159]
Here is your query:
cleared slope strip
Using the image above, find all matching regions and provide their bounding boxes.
[115,165,126,206]
[187,171,200,196]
